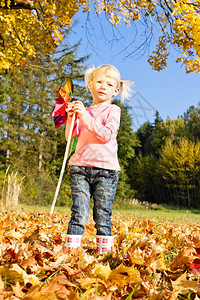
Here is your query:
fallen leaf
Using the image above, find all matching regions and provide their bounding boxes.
[171,272,197,296]
[0,276,4,292]
[93,293,112,300]
[68,291,80,300]
[171,247,195,270]
[0,267,23,284]
[108,264,141,287]
[20,256,38,270]
[52,234,62,245]
[12,282,25,298]
[127,247,144,265]
[1,210,200,300]
[95,263,111,281]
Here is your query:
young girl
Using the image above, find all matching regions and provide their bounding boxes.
[64,64,132,253]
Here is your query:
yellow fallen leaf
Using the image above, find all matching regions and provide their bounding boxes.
[95,263,111,281]
[171,272,197,295]
[128,247,144,265]
[11,264,27,278]
[22,283,60,300]
[24,274,40,286]
[171,247,195,270]
[12,281,25,298]
[9,229,24,240]
[0,276,4,292]
[81,287,97,298]
[78,253,94,270]
[0,266,23,284]
[11,264,39,286]
[108,264,141,287]
[78,278,98,289]
[120,222,128,232]
[150,252,167,271]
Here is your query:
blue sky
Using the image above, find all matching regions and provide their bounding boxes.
[69,10,200,130]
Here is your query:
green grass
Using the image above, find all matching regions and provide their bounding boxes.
[15,202,200,225]
[113,202,200,224]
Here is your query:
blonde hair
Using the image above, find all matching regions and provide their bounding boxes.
[85,64,133,103]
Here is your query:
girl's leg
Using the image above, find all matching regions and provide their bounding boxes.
[92,169,119,236]
[67,166,91,236]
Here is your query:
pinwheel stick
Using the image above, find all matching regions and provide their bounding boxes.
[50,113,76,215]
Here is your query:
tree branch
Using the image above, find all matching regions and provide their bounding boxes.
[11,21,25,48]
[0,33,5,48]
[0,0,34,10]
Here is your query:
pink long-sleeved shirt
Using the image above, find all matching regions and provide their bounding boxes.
[66,104,121,171]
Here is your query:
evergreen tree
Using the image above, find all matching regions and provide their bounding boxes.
[183,105,200,141]
[135,121,153,156]
[114,101,140,201]
[0,39,89,205]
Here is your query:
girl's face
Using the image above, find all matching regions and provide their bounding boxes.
[88,71,120,106]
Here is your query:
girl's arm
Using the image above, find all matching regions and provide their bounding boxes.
[68,101,121,143]
[79,105,121,143]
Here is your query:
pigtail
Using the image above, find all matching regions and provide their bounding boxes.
[120,80,134,103]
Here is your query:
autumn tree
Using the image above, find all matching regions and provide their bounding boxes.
[128,153,163,204]
[0,0,87,70]
[159,138,200,207]
[1,0,200,73]
[150,117,187,155]
[129,137,200,207]
[135,113,186,158]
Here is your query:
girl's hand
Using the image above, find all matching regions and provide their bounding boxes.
[66,101,85,118]
[73,101,86,118]
[66,102,74,117]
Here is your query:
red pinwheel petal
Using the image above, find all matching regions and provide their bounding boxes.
[52,81,73,128]
[53,102,68,117]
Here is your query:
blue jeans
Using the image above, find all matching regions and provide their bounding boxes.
[67,166,119,236]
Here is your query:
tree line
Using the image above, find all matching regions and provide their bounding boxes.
[1,35,200,208]
[129,109,200,208]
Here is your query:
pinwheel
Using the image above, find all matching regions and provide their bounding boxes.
[52,77,73,128]
[50,78,77,215]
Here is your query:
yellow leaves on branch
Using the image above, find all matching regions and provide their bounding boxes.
[0,0,88,71]
[148,34,170,71]
[94,0,155,25]
[171,0,200,73]
[1,0,200,73]
[91,0,200,73]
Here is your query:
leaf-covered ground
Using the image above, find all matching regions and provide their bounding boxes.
[0,209,200,299]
